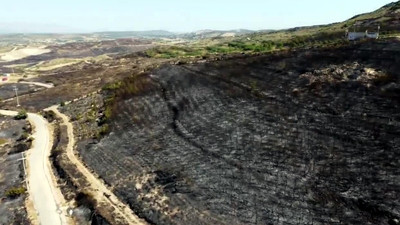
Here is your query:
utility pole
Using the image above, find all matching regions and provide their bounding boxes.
[13,86,20,107]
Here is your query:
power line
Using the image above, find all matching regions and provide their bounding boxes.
[13,86,20,107]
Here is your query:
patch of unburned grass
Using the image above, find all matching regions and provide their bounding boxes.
[0,138,7,145]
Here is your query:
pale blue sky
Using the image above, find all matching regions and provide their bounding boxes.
[0,0,395,33]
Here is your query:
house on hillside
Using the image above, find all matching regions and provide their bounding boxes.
[346,25,380,41]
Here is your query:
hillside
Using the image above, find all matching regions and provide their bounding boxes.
[59,38,400,225]
[144,1,400,59]
[1,2,399,225]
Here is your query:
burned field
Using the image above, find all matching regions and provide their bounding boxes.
[0,116,31,225]
[0,83,45,101]
[0,38,153,72]
[0,55,167,112]
[62,40,400,225]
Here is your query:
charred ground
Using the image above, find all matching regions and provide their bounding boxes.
[61,39,400,225]
[0,116,31,225]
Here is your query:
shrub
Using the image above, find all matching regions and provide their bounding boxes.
[5,187,26,198]
[42,110,56,122]
[102,81,122,91]
[95,124,110,139]
[14,110,27,120]
[17,131,29,141]
[60,101,65,107]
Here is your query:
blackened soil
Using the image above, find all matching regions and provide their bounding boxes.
[75,40,400,225]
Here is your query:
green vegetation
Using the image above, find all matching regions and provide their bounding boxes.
[146,32,347,59]
[14,110,27,120]
[95,124,110,139]
[144,2,400,60]
[5,187,26,198]
[96,76,154,138]
[102,81,122,91]
[146,46,206,59]
[42,110,56,122]
[0,138,7,145]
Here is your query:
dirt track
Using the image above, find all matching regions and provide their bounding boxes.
[49,106,147,225]
[0,110,70,225]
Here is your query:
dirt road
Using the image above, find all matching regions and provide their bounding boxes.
[0,110,69,225]
[49,106,146,225]
[19,81,55,89]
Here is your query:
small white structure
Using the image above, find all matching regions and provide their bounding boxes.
[366,32,379,39]
[347,26,380,41]
[348,32,367,41]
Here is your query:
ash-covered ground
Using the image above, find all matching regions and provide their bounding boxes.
[0,83,45,101]
[0,116,31,225]
[67,40,400,225]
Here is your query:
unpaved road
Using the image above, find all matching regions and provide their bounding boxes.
[19,81,55,89]
[0,110,69,225]
[49,106,146,225]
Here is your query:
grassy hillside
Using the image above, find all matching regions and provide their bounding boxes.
[146,1,400,59]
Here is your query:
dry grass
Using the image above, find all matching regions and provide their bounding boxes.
[0,138,7,146]
[0,46,50,62]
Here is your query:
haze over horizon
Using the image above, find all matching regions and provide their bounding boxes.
[0,0,395,34]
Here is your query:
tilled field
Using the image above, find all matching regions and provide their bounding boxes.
[69,41,400,225]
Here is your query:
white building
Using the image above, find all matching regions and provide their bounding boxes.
[366,32,379,39]
[347,26,380,41]
[348,32,367,41]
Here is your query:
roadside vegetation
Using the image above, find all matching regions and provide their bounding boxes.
[4,187,26,199]
[14,110,28,120]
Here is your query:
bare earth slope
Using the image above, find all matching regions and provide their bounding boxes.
[67,40,400,225]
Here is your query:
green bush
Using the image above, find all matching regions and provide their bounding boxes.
[5,187,26,198]
[95,124,110,139]
[14,110,27,120]
[42,110,56,122]
[102,81,122,91]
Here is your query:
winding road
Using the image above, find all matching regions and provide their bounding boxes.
[0,105,145,224]
[0,110,69,225]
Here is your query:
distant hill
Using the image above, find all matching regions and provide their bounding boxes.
[345,1,400,31]
[94,30,177,39]
[178,29,267,40]
[94,29,262,40]
[240,1,400,43]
